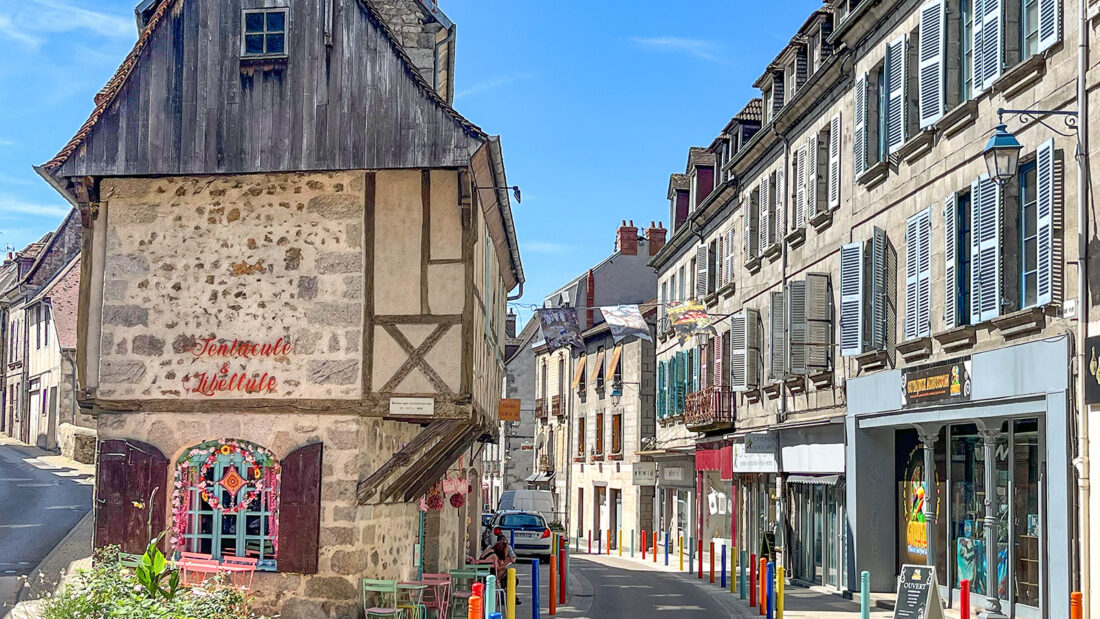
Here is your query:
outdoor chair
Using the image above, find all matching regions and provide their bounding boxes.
[362,578,407,619]
[220,555,258,591]
[447,570,479,619]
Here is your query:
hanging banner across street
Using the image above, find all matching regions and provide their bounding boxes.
[599,304,653,343]
[667,300,718,344]
[537,307,585,351]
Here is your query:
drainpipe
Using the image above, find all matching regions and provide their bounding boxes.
[771,124,791,558]
[1075,0,1091,610]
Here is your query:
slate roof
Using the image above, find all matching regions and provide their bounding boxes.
[667,173,689,200]
[31,254,80,350]
[686,147,715,171]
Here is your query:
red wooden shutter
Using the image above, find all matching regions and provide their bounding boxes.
[94,439,168,554]
[278,442,324,573]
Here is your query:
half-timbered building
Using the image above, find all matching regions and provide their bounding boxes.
[37,0,522,615]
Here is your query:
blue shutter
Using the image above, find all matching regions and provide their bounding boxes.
[1036,138,1055,305]
[839,241,865,355]
[944,193,959,329]
[918,0,946,128]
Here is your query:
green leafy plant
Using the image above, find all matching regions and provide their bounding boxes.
[134,534,182,600]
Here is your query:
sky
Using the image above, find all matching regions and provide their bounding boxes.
[0,0,821,326]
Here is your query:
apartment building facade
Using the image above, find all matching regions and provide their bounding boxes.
[652,0,1089,616]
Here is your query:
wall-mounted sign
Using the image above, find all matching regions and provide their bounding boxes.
[632,462,657,486]
[498,399,521,422]
[732,432,778,473]
[1085,336,1100,404]
[182,336,292,396]
[662,466,685,482]
[390,397,435,416]
[902,360,971,407]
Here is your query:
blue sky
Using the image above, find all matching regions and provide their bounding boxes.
[0,0,820,324]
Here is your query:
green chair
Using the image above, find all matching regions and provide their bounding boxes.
[448,570,479,619]
[362,578,406,619]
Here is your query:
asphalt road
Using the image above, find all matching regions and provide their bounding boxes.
[0,444,92,577]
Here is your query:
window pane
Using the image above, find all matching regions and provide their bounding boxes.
[1024,204,1037,237]
[266,11,285,32]
[245,34,264,55]
[1023,166,1037,204]
[1025,238,1037,271]
[1025,273,1037,307]
[265,34,284,55]
[199,514,213,535]
[246,515,262,536]
[244,12,265,32]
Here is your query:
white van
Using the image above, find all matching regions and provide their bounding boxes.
[496,489,556,522]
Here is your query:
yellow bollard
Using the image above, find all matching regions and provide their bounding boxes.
[731,547,737,594]
[679,536,684,571]
[777,566,785,619]
[618,529,622,556]
[507,567,516,619]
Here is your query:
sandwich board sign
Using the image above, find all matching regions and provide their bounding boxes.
[893,565,945,619]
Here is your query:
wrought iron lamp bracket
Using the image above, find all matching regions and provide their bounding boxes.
[997,107,1079,138]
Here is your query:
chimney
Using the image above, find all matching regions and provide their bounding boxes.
[506,309,517,339]
[616,220,639,256]
[646,221,667,256]
[586,269,596,328]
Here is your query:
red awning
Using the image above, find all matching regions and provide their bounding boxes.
[695,446,733,481]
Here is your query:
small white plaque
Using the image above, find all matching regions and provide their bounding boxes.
[389,397,435,416]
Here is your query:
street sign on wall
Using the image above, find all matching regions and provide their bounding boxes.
[498,399,521,422]
[632,462,657,486]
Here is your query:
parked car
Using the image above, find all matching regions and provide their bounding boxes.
[496,489,555,523]
[489,511,553,558]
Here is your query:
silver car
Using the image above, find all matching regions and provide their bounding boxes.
[489,511,554,559]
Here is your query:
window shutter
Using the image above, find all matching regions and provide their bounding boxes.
[759,176,770,252]
[714,333,724,388]
[972,175,1002,322]
[769,290,787,380]
[700,342,708,389]
[693,347,701,392]
[788,281,808,375]
[747,308,761,388]
[774,168,785,243]
[745,196,757,260]
[973,0,986,93]
[1037,0,1060,52]
[840,241,865,356]
[716,236,724,290]
[278,442,324,574]
[980,0,1002,89]
[730,313,749,390]
[917,208,932,337]
[657,361,666,418]
[905,212,920,341]
[805,273,833,371]
[918,0,946,128]
[695,245,709,299]
[807,135,820,218]
[1036,137,1055,305]
[725,228,736,286]
[944,193,959,329]
[870,227,889,350]
[854,74,868,178]
[886,36,907,153]
[94,439,168,554]
[795,145,807,229]
[829,113,842,209]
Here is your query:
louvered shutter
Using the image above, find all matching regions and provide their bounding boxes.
[695,245,709,299]
[694,347,701,392]
[972,175,1002,322]
[918,0,946,128]
[1037,0,1060,52]
[829,113,841,208]
[730,313,749,390]
[769,290,787,380]
[669,355,679,415]
[905,213,920,341]
[745,200,754,260]
[886,36,907,153]
[870,227,889,350]
[944,193,959,329]
[1036,137,1055,305]
[725,228,736,286]
[278,442,324,574]
[805,273,833,371]
[854,74,868,178]
[973,0,986,93]
[657,361,666,418]
[700,341,708,389]
[979,0,1002,90]
[917,209,932,336]
[715,235,724,290]
[746,308,761,388]
[759,177,770,252]
[774,169,785,244]
[714,333,724,388]
[795,145,807,229]
[807,135,820,218]
[788,281,808,375]
[840,241,865,356]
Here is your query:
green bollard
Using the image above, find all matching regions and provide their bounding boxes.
[860,570,870,619]
[631,529,634,558]
[740,550,747,599]
[486,574,497,615]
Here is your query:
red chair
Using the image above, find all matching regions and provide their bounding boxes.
[220,556,258,591]
[418,574,450,617]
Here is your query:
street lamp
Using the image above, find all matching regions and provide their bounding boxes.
[610,382,623,407]
[982,123,1022,185]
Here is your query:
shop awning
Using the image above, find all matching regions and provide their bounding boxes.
[590,349,605,381]
[695,446,733,481]
[786,474,841,485]
[572,357,586,389]
[608,345,623,377]
[525,471,554,483]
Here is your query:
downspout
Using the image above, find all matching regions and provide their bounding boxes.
[771,123,791,557]
[1074,0,1091,610]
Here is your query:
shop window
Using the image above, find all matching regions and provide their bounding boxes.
[172,439,280,570]
[611,413,622,456]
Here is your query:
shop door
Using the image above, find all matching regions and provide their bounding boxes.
[610,489,621,549]
[594,486,604,544]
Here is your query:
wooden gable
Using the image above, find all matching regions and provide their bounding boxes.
[44,0,484,180]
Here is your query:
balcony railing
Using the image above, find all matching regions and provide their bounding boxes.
[551,394,562,417]
[535,398,547,420]
[684,385,735,432]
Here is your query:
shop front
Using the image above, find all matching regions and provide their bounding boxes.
[696,442,734,552]
[733,432,780,563]
[780,422,847,591]
[846,336,1072,619]
[654,456,695,550]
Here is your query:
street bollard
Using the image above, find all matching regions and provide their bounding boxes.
[652,531,657,563]
[698,538,703,579]
[588,530,591,554]
[749,554,756,607]
[490,614,502,619]
[596,530,601,555]
[642,530,647,560]
[467,592,482,619]
[860,571,870,619]
[758,558,766,615]
[721,545,726,589]
[559,537,566,604]
[1072,591,1084,619]
[960,579,969,617]
[679,536,684,571]
[619,529,622,557]
[549,555,557,616]
[507,568,516,619]
[740,551,748,599]
[688,538,694,573]
[777,566,784,619]
[732,548,739,595]
[532,559,541,619]
[607,529,612,555]
[486,575,497,616]
[511,530,515,548]
[710,541,715,583]
[630,529,634,558]
[766,562,775,619]
[665,532,669,566]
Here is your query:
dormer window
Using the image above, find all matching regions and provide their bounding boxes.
[242,9,288,59]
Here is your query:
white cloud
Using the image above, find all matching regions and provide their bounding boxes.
[456,73,535,100]
[522,241,574,255]
[630,36,723,62]
[0,0,132,47]
[0,196,70,220]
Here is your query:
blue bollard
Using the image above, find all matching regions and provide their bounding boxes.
[511,529,515,548]
[664,532,669,566]
[533,559,541,619]
[489,614,502,619]
[860,570,870,619]
[596,530,601,555]
[486,574,497,615]
[630,529,634,557]
[740,550,747,599]
[767,561,775,619]
[721,545,726,589]
[688,537,694,572]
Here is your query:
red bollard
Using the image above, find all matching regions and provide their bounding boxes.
[549,554,557,615]
[587,530,591,554]
[749,554,756,607]
[1071,591,1083,619]
[652,530,657,563]
[642,530,647,560]
[559,539,566,603]
[960,579,970,617]
[758,558,766,616]
[710,541,715,583]
[697,538,703,578]
[607,529,611,555]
